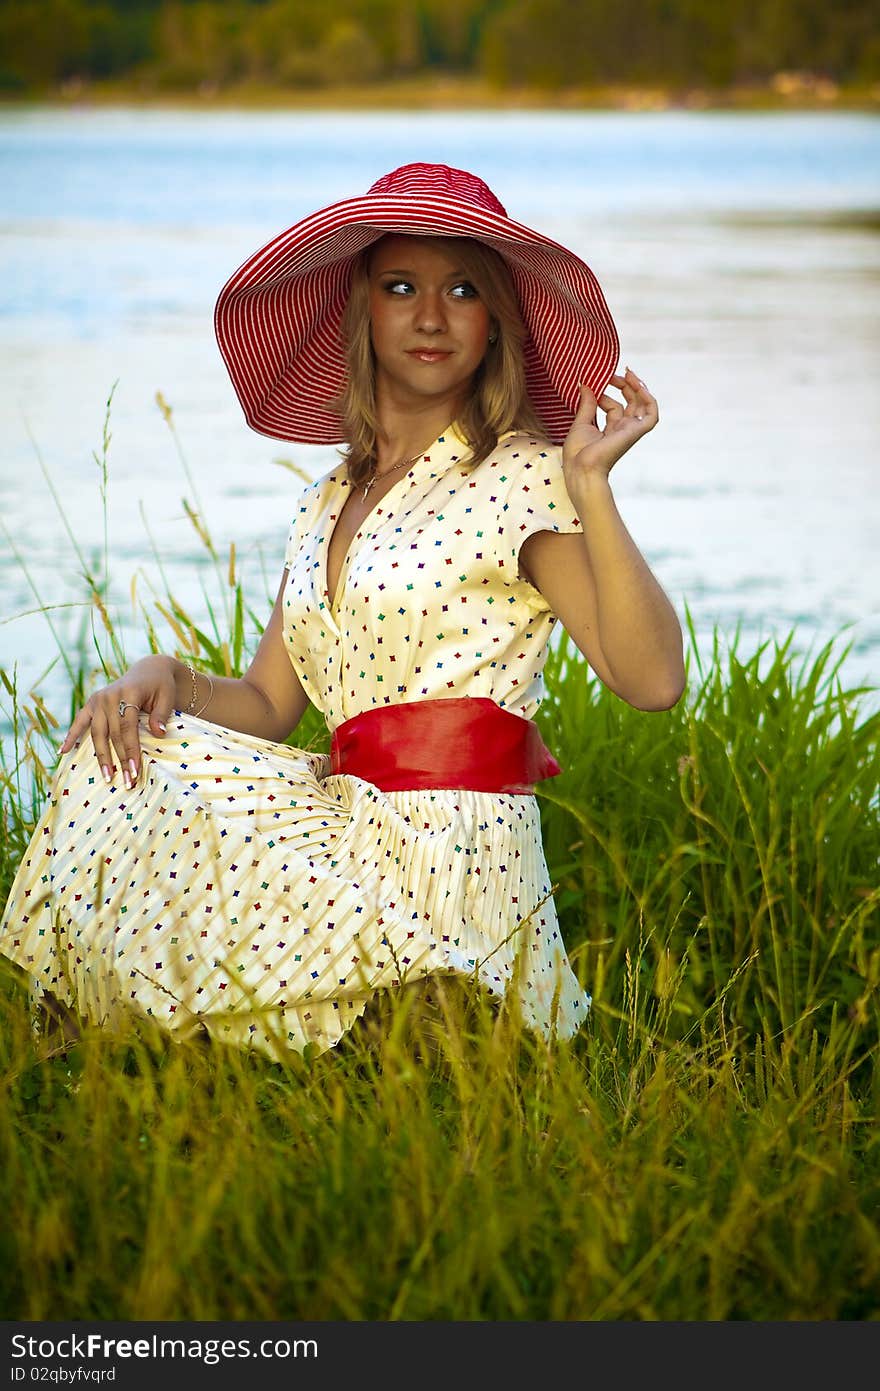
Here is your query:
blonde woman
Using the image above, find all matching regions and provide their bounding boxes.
[0,164,684,1059]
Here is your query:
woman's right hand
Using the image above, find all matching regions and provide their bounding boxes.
[60,654,179,788]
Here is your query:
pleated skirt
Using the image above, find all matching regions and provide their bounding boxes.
[0,714,591,1058]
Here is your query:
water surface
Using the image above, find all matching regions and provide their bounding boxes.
[2,108,878,726]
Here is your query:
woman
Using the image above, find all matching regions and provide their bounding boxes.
[0,163,685,1059]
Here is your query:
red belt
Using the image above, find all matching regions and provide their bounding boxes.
[329,696,561,794]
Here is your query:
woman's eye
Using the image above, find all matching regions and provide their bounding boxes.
[380,278,478,298]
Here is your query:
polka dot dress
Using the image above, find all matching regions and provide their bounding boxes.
[0,427,591,1059]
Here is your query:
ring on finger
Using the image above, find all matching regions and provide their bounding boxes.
[118,701,139,718]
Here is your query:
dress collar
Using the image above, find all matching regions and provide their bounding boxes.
[327,421,472,493]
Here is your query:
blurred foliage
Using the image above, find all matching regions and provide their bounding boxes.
[0,0,877,93]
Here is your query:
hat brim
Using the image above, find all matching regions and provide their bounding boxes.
[214,191,620,445]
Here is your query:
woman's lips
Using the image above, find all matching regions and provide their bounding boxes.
[406,350,452,362]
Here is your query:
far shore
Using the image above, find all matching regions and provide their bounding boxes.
[3,71,880,114]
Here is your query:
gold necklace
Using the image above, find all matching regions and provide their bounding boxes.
[361,451,422,501]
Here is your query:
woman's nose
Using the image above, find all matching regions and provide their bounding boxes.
[414,291,447,333]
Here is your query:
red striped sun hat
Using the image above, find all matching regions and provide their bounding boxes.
[214,162,620,445]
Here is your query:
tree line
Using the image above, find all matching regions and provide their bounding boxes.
[1,0,877,93]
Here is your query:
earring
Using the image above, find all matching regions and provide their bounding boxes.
[489,331,498,344]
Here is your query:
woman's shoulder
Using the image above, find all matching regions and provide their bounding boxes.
[283,461,342,559]
[495,426,559,455]
[289,458,345,511]
[492,429,580,537]
[490,429,564,486]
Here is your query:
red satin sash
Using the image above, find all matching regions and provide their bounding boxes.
[329,696,562,794]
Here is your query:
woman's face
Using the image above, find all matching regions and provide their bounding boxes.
[366,234,493,411]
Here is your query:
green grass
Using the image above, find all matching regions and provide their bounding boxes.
[1,392,878,1319]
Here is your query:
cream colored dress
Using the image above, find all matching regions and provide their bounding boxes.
[0,426,591,1058]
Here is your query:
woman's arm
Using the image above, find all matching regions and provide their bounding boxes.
[168,570,311,742]
[61,570,311,785]
[524,366,685,712]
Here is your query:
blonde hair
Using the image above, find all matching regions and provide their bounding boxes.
[328,235,548,489]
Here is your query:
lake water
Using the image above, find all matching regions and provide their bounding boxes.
[2,107,879,733]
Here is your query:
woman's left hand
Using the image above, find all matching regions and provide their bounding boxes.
[562,366,659,481]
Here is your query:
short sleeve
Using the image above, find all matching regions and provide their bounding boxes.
[495,441,582,597]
